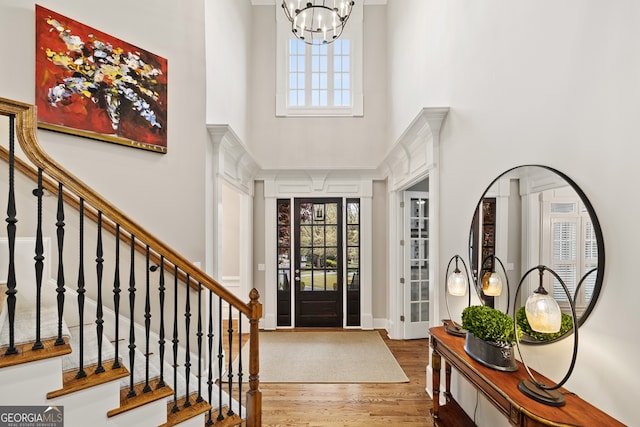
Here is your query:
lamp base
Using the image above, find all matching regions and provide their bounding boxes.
[518,379,565,407]
[445,323,467,337]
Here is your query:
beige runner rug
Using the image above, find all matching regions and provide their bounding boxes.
[229,330,409,383]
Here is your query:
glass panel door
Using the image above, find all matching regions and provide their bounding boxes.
[404,191,430,339]
[346,199,360,326]
[295,198,343,327]
[277,199,292,326]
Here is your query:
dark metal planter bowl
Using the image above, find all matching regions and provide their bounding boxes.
[464,331,518,372]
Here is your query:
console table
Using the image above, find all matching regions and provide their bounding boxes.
[429,326,625,427]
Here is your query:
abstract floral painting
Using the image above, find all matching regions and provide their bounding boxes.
[35,5,168,153]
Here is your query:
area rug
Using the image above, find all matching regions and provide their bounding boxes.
[229,330,409,383]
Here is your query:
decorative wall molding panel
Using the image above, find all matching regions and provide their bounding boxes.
[380,107,449,191]
[207,124,260,195]
[261,171,374,199]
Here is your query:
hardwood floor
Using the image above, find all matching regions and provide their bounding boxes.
[257,330,434,427]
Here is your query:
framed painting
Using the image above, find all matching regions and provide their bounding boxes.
[35,5,168,153]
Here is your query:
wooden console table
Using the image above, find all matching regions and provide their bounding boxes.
[429,326,625,427]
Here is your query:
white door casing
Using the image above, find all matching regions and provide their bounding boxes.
[261,173,374,330]
[382,107,448,340]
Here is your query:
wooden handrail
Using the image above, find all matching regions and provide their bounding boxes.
[0,97,250,316]
[0,144,199,290]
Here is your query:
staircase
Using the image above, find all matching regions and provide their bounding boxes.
[0,98,262,426]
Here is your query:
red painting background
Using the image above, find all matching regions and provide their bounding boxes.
[35,5,168,149]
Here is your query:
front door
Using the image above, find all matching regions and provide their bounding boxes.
[294,199,343,327]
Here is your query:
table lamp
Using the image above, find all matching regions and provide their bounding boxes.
[480,254,510,314]
[444,255,471,336]
[513,265,579,406]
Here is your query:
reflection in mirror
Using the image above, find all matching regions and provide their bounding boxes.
[468,165,604,344]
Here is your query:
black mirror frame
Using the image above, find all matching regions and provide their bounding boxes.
[468,164,605,336]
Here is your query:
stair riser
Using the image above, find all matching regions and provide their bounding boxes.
[105,399,167,427]
[48,381,122,426]
[0,357,62,405]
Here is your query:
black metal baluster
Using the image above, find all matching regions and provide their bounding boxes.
[157,256,166,388]
[183,274,192,408]
[95,211,105,373]
[76,199,87,379]
[227,304,234,416]
[206,289,214,426]
[4,114,18,356]
[112,225,121,369]
[127,234,136,397]
[54,182,66,347]
[32,169,44,350]
[196,282,203,403]
[143,245,151,393]
[237,309,243,414]
[171,266,179,413]
[217,296,224,422]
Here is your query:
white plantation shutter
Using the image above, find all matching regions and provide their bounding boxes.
[542,196,598,314]
[583,221,598,301]
[551,218,577,301]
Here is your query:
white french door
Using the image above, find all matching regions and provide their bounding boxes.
[403,191,430,339]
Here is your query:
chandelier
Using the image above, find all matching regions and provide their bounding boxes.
[282,1,355,45]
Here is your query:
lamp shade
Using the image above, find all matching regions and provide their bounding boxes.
[447,269,468,296]
[525,291,562,333]
[482,271,503,296]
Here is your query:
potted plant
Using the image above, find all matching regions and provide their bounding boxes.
[461,305,521,371]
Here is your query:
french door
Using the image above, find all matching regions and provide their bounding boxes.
[294,198,343,327]
[403,191,430,339]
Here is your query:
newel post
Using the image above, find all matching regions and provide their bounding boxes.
[246,288,262,427]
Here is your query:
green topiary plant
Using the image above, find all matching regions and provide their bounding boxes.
[461,305,522,345]
[516,306,573,342]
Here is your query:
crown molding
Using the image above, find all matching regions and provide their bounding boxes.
[379,107,450,191]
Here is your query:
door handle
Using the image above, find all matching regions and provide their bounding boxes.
[295,269,300,273]
[295,276,300,281]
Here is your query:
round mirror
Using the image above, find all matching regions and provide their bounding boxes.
[468,165,605,344]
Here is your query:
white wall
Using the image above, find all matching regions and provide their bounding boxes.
[222,181,242,300]
[388,1,640,425]
[247,5,389,170]
[205,0,251,143]
[0,0,208,265]
[222,183,241,278]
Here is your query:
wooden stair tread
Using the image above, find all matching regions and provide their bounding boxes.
[160,393,212,427]
[0,337,71,368]
[47,359,129,399]
[202,410,243,427]
[107,378,174,418]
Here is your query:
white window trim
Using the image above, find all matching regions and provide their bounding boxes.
[275,2,363,117]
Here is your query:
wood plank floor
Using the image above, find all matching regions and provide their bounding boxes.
[257,330,434,427]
